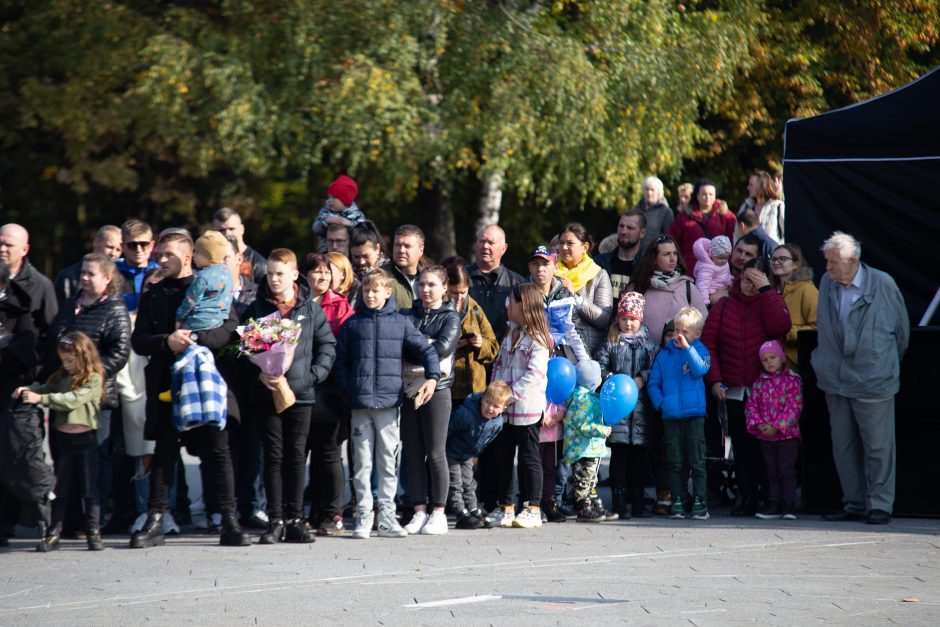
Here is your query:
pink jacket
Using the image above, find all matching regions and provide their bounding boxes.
[491,324,549,426]
[744,370,802,441]
[692,238,732,301]
[642,275,708,345]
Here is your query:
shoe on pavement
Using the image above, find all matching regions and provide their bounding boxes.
[755,501,782,520]
[259,519,286,544]
[317,515,344,537]
[377,509,407,538]
[129,513,166,548]
[352,511,374,539]
[866,509,891,525]
[486,505,516,528]
[284,518,316,543]
[691,496,710,521]
[512,504,543,529]
[404,511,429,535]
[542,500,567,523]
[670,499,686,520]
[420,511,448,535]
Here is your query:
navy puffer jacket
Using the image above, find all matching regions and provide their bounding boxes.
[334,295,440,410]
[242,281,336,405]
[402,300,460,390]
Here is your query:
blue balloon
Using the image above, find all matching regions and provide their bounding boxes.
[600,374,639,426]
[545,357,577,404]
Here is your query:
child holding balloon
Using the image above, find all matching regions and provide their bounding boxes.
[595,292,658,519]
[647,306,711,520]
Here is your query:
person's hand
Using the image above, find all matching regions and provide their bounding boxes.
[743,268,770,290]
[712,382,727,401]
[466,332,483,349]
[557,276,574,294]
[259,373,284,391]
[634,376,645,391]
[674,333,689,350]
[11,386,27,400]
[456,337,469,349]
[15,388,41,404]
[325,215,353,227]
[167,329,195,354]
[710,287,729,304]
[414,378,438,408]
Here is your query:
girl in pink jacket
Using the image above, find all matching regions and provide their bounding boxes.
[745,340,802,521]
[692,236,732,303]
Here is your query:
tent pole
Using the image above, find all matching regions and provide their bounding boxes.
[919,286,940,326]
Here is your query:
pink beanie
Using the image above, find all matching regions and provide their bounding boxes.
[759,340,786,363]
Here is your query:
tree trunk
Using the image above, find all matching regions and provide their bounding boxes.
[476,171,503,234]
[417,181,456,262]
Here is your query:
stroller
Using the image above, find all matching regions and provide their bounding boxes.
[0,401,56,545]
[705,398,737,505]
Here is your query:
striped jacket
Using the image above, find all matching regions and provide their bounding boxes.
[171,345,227,432]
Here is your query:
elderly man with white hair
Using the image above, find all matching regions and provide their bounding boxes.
[0,223,57,349]
[812,231,909,525]
[632,176,674,252]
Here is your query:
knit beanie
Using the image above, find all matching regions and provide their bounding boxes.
[759,339,786,364]
[575,359,602,391]
[617,291,645,320]
[710,235,732,258]
[327,175,359,207]
[194,230,229,265]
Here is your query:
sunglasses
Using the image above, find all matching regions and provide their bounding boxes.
[125,241,153,249]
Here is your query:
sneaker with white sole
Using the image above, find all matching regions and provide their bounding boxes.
[484,505,514,527]
[403,511,428,535]
[512,504,543,528]
[420,511,448,535]
[377,509,407,538]
[352,511,374,539]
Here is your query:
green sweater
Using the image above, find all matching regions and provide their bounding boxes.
[30,372,102,430]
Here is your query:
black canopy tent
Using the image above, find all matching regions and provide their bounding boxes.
[783,66,940,324]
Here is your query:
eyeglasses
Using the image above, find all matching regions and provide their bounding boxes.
[769,256,793,263]
[125,241,152,249]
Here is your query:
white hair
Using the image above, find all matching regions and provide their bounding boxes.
[642,176,664,195]
[821,231,861,261]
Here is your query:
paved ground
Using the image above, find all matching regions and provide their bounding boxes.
[1,510,938,626]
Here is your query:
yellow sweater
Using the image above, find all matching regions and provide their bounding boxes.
[30,373,102,430]
[781,279,818,372]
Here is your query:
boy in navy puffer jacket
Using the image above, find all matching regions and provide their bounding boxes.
[334,268,440,540]
[648,306,710,521]
[445,381,512,529]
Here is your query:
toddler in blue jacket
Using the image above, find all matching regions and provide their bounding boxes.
[648,306,711,520]
[445,380,512,529]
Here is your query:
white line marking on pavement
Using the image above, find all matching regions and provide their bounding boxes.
[0,587,43,600]
[404,595,502,608]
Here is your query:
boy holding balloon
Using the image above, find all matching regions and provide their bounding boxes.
[647,306,711,520]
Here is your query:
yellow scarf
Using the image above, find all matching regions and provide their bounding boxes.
[556,254,602,294]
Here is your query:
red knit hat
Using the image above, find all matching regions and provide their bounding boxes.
[327,175,358,207]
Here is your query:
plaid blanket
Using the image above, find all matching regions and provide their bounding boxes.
[171,345,228,432]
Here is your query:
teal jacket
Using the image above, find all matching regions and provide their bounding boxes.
[562,386,611,463]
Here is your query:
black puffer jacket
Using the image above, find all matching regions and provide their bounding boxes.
[41,292,131,408]
[0,280,38,411]
[402,300,460,391]
[241,281,336,406]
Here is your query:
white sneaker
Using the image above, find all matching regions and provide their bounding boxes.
[420,511,449,535]
[162,511,181,535]
[377,510,407,538]
[352,511,374,539]
[512,504,543,528]
[485,505,515,528]
[129,512,148,534]
[404,511,429,535]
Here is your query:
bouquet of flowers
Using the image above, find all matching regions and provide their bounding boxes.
[237,312,303,413]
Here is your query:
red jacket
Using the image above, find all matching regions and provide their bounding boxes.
[700,281,791,389]
[319,289,353,336]
[668,204,736,275]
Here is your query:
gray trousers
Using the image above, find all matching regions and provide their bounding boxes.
[351,408,401,515]
[447,458,478,513]
[825,394,896,514]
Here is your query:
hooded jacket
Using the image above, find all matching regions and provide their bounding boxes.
[700,280,791,389]
[692,237,732,302]
[668,205,736,276]
[402,299,460,391]
[334,294,440,410]
[446,392,504,462]
[594,324,659,446]
[648,338,710,420]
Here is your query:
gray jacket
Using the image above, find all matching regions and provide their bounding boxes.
[594,325,659,446]
[573,269,613,357]
[811,263,909,398]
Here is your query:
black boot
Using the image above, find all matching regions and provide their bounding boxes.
[611,487,630,520]
[259,519,286,544]
[284,518,316,543]
[129,512,165,548]
[36,523,61,552]
[730,495,758,517]
[85,499,104,550]
[219,513,252,546]
[631,488,651,518]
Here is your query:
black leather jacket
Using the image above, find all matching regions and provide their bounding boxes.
[402,300,460,390]
[42,292,131,408]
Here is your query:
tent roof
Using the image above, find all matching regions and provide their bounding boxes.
[784,66,940,161]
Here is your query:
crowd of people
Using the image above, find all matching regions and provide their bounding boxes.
[0,170,911,553]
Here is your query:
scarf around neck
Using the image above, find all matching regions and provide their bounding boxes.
[556,254,602,294]
[650,270,682,289]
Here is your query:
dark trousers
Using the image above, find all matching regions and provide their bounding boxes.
[230,414,266,517]
[256,402,312,521]
[401,391,451,507]
[608,443,652,491]
[664,417,707,502]
[148,410,236,516]
[727,399,767,500]
[50,430,100,531]
[108,403,137,520]
[447,458,478,513]
[760,439,799,503]
[539,440,562,507]
[492,421,543,506]
[307,415,346,523]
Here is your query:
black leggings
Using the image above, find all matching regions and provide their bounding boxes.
[257,402,312,521]
[608,443,652,491]
[727,398,767,500]
[492,421,543,506]
[307,401,347,523]
[401,391,451,507]
[50,429,99,531]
